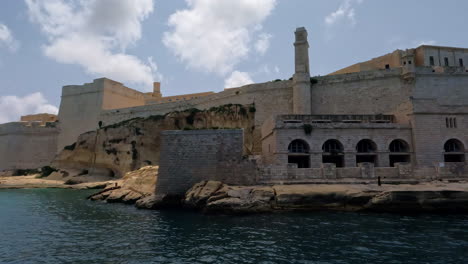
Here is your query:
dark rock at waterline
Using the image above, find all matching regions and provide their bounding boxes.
[135,194,183,209]
[182,181,468,214]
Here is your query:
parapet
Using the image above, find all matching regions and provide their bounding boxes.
[21,113,57,124]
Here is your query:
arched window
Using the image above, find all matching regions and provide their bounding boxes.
[322,139,344,167]
[356,139,377,153]
[444,139,465,163]
[389,139,411,167]
[288,139,310,168]
[288,139,309,153]
[444,139,464,152]
[322,139,343,153]
[389,139,409,152]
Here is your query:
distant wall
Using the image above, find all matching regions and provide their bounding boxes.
[156,130,256,196]
[0,122,58,171]
[416,46,468,67]
[329,50,403,75]
[313,69,413,124]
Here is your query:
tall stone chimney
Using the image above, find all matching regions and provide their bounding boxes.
[153,82,162,99]
[293,27,311,115]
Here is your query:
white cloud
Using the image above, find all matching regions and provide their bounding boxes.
[0,23,19,52]
[325,0,363,27]
[25,0,159,91]
[255,33,272,55]
[0,93,58,124]
[224,71,253,88]
[163,0,277,75]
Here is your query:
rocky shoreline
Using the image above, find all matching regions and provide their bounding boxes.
[0,175,112,190]
[88,174,468,214]
[3,167,468,214]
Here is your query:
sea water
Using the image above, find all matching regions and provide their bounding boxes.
[0,189,467,264]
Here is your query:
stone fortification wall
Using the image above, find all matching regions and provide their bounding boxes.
[329,50,403,75]
[99,80,293,153]
[409,71,468,167]
[313,69,413,124]
[57,78,148,151]
[145,91,215,104]
[156,130,257,196]
[0,122,58,171]
[258,162,468,183]
[53,105,255,178]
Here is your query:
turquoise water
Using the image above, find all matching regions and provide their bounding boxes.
[0,189,467,264]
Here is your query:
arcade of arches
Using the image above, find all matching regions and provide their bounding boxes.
[287,138,466,168]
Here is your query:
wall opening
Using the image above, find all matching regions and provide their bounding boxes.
[444,57,449,66]
[356,155,377,165]
[356,139,377,166]
[323,155,344,168]
[288,155,310,168]
[288,139,310,168]
[322,139,344,167]
[430,56,435,66]
[460,58,464,67]
[389,155,410,167]
[389,139,411,167]
[443,139,465,163]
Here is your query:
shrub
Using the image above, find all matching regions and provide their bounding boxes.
[14,169,40,176]
[64,143,76,151]
[40,166,58,178]
[303,124,313,135]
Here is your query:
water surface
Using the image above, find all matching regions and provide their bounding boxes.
[0,189,467,264]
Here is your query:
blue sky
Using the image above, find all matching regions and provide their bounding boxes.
[0,0,467,123]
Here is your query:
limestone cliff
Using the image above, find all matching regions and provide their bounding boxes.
[53,104,255,178]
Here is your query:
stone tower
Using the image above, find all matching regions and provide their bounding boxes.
[293,27,312,115]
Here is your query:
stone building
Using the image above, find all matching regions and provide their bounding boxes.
[1,27,467,181]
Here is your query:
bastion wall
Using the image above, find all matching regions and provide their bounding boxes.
[57,78,148,151]
[156,130,257,196]
[0,122,58,171]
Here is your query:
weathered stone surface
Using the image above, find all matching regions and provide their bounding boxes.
[184,181,223,208]
[106,189,131,203]
[53,105,255,178]
[135,194,183,209]
[365,191,468,213]
[182,181,468,214]
[88,166,158,205]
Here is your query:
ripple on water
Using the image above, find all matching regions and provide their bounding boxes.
[1,189,468,264]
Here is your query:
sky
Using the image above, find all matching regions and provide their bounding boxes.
[0,0,467,123]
